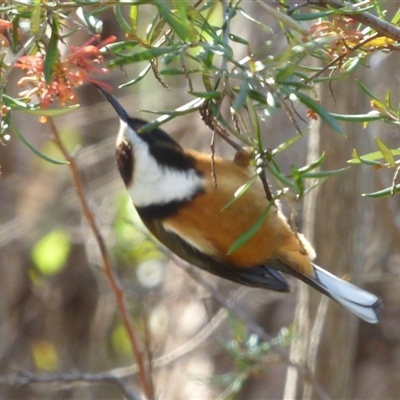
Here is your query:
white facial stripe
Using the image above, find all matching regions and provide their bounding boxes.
[128,165,203,207]
[120,121,204,207]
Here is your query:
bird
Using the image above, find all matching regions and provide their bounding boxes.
[95,85,382,324]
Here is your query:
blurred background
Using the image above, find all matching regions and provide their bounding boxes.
[1,2,400,399]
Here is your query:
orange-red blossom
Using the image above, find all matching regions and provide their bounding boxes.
[16,35,116,109]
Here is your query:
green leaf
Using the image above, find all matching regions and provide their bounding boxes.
[363,184,400,198]
[137,98,205,133]
[119,64,152,88]
[199,42,233,59]
[114,4,132,34]
[222,175,259,211]
[229,33,249,45]
[348,148,383,166]
[11,16,20,52]
[232,81,249,111]
[357,80,383,106]
[188,90,222,99]
[7,118,68,165]
[73,0,102,4]
[103,40,139,53]
[292,91,344,134]
[76,7,103,34]
[160,68,201,75]
[32,229,71,275]
[240,10,274,34]
[392,7,400,25]
[247,96,261,147]
[3,94,31,109]
[301,167,349,178]
[375,137,396,167]
[155,0,189,41]
[297,153,325,173]
[291,11,334,20]
[31,0,41,37]
[267,161,298,191]
[146,14,166,44]
[331,111,381,122]
[130,5,138,34]
[22,105,80,117]
[44,21,59,85]
[272,134,301,155]
[110,45,179,66]
[342,56,362,74]
[348,148,400,164]
[228,201,274,255]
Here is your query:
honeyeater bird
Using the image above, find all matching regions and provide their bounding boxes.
[96,85,382,324]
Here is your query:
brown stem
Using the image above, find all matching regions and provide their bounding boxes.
[47,117,154,400]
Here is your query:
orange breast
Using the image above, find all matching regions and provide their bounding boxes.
[163,150,313,275]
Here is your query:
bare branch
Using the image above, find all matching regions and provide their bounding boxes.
[47,118,154,400]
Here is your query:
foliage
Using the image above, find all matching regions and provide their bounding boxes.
[1,1,400,399]
[1,1,400,199]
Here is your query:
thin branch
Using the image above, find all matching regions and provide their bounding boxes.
[46,117,154,400]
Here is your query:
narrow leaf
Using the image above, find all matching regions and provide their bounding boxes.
[301,167,349,178]
[8,119,68,165]
[110,45,178,66]
[222,175,258,211]
[22,105,80,117]
[232,81,249,111]
[272,134,302,155]
[291,11,334,20]
[297,153,325,173]
[364,185,400,198]
[76,7,103,34]
[348,149,400,164]
[293,91,344,134]
[130,5,138,34]
[228,201,274,255]
[31,0,41,37]
[155,0,188,41]
[331,111,381,122]
[375,137,396,167]
[114,4,132,34]
[349,148,383,166]
[44,22,59,85]
[119,64,152,88]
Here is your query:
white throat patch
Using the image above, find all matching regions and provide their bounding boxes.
[118,121,204,207]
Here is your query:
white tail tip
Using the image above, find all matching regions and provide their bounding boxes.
[312,263,382,324]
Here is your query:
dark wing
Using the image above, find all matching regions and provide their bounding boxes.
[142,218,290,293]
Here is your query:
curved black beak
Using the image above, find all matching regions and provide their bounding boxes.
[92,82,128,123]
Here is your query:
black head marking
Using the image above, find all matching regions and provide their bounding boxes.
[127,117,198,172]
[116,139,134,186]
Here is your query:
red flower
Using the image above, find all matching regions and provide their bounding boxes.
[16,35,116,110]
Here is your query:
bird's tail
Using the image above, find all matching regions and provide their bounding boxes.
[303,263,382,323]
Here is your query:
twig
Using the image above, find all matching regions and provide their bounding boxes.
[200,102,243,151]
[47,117,154,400]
